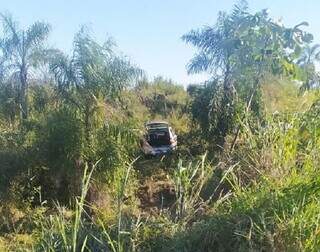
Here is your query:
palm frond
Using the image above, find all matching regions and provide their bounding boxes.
[25,21,51,48]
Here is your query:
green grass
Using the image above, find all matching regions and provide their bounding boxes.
[160,170,320,251]
[2,92,320,251]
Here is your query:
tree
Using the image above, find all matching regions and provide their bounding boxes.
[183,1,313,149]
[0,13,51,119]
[50,28,141,162]
[297,44,320,91]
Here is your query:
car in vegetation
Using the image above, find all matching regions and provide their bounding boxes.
[140,121,177,156]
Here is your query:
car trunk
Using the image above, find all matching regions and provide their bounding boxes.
[147,129,170,147]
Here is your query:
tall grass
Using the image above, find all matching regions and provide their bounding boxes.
[36,158,141,252]
[172,153,233,224]
[97,157,140,252]
[156,108,320,251]
[37,161,95,251]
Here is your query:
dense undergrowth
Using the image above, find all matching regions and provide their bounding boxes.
[156,107,320,251]
[2,85,320,251]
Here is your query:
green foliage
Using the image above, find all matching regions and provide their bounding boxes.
[136,76,188,118]
[188,80,239,148]
[38,108,83,167]
[262,76,318,113]
[49,28,142,165]
[29,84,55,115]
[173,153,212,223]
[34,160,141,252]
[184,1,313,147]
[0,12,51,119]
[154,104,320,251]
[165,174,320,251]
[0,122,36,200]
[0,81,19,126]
[298,44,320,91]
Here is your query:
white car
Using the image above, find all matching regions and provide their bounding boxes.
[140,121,177,156]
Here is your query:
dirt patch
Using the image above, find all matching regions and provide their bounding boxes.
[138,179,175,214]
[134,156,178,215]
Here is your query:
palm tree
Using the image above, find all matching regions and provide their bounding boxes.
[50,28,142,150]
[182,2,312,149]
[297,44,320,91]
[0,13,51,119]
[298,44,320,66]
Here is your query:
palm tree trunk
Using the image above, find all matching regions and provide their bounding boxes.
[215,61,233,148]
[20,67,28,120]
[84,104,95,170]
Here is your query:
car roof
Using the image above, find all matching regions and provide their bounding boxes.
[146,121,170,131]
[146,120,169,125]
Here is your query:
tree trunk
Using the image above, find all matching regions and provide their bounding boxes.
[84,104,95,170]
[215,61,233,149]
[20,65,28,120]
